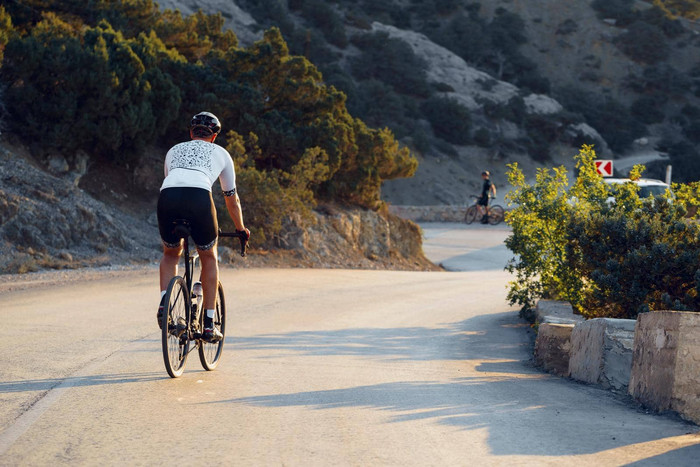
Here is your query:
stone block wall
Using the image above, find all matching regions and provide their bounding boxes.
[534,323,574,376]
[629,311,700,424]
[387,205,466,223]
[568,318,636,391]
[536,299,584,325]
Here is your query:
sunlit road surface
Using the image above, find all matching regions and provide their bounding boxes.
[1,222,699,465]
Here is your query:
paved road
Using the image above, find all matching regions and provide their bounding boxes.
[1,223,699,465]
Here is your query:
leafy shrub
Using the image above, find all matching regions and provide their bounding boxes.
[0,6,12,64]
[640,5,685,37]
[571,196,700,318]
[420,96,472,145]
[302,0,348,48]
[522,114,562,161]
[591,0,636,23]
[555,87,645,152]
[2,15,180,162]
[504,148,593,316]
[615,21,669,64]
[507,144,700,319]
[433,13,490,63]
[626,65,692,97]
[473,128,492,147]
[666,140,700,182]
[631,96,666,124]
[350,32,430,97]
[655,0,700,20]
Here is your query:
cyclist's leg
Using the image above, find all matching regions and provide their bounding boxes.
[157,188,186,292]
[198,246,222,341]
[189,188,222,341]
[159,243,183,291]
[197,245,219,311]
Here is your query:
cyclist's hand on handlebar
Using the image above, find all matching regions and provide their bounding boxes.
[237,228,250,257]
[237,228,250,242]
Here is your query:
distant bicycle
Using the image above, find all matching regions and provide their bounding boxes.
[160,220,248,378]
[464,195,504,225]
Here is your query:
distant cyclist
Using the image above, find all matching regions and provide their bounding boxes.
[478,170,497,224]
[157,112,250,342]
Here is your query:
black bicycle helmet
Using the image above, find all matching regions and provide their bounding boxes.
[190,111,221,137]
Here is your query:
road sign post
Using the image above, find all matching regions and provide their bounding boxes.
[595,160,613,177]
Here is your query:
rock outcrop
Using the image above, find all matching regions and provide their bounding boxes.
[0,142,435,273]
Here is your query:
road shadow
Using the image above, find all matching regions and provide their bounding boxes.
[230,311,533,363]
[0,372,162,393]
[215,377,698,458]
[218,312,700,458]
[627,444,700,465]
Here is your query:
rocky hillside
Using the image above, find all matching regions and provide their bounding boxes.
[155,0,700,204]
[0,141,436,274]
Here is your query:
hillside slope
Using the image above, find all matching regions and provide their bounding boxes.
[155,0,699,204]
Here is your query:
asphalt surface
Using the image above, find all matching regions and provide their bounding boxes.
[1,223,699,465]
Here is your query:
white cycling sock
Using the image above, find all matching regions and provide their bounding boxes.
[160,290,166,299]
[205,309,215,326]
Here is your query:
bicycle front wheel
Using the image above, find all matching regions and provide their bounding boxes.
[488,205,505,225]
[464,205,478,224]
[199,281,226,371]
[162,276,191,378]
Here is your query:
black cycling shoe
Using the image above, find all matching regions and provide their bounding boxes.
[480,216,489,224]
[157,296,166,329]
[202,327,223,343]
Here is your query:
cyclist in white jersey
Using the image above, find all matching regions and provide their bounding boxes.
[157,112,250,342]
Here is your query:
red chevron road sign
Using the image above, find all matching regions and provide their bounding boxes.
[595,160,613,177]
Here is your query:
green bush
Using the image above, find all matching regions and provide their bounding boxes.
[504,146,605,316]
[350,32,430,97]
[420,96,471,145]
[615,21,669,64]
[591,0,636,23]
[506,145,700,319]
[3,15,180,161]
[302,0,348,48]
[631,96,666,124]
[555,87,645,152]
[571,196,700,318]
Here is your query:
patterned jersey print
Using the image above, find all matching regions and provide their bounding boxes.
[168,140,214,177]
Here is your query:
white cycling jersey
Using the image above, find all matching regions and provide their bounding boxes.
[160,140,236,194]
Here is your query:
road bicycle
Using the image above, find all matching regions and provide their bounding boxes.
[464,195,504,225]
[161,221,248,378]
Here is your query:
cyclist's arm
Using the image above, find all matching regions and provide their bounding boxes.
[223,191,247,233]
[218,149,249,235]
[490,183,497,198]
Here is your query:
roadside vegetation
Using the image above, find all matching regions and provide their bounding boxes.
[0,1,417,247]
[506,145,700,320]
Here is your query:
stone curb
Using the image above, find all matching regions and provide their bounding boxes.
[534,300,700,425]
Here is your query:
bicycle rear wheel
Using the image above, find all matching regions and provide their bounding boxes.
[488,205,505,225]
[199,281,226,370]
[162,276,191,378]
[464,205,478,224]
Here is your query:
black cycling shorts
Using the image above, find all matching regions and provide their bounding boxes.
[157,187,218,250]
[477,195,489,206]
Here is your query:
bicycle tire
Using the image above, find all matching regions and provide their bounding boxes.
[162,276,191,378]
[198,281,226,370]
[488,205,505,225]
[464,205,478,224]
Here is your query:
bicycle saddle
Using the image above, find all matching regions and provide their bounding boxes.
[171,219,192,240]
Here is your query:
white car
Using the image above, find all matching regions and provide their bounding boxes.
[604,178,673,204]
